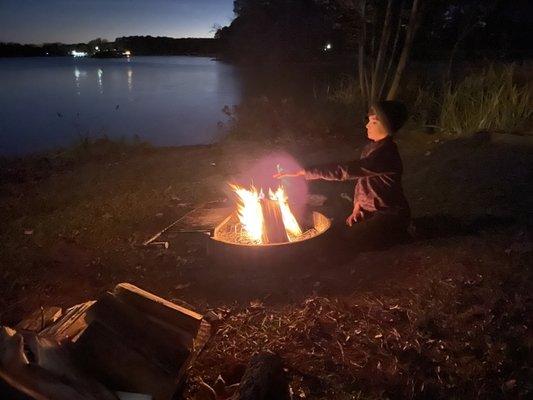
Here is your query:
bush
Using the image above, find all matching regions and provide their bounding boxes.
[439,64,532,134]
[221,96,333,143]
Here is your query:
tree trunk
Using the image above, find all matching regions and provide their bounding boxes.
[379,0,403,99]
[386,0,422,100]
[371,0,394,102]
[358,0,368,100]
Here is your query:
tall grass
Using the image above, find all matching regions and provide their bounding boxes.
[326,75,363,106]
[327,63,532,135]
[439,64,532,134]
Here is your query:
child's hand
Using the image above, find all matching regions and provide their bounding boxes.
[346,212,358,227]
[273,170,305,179]
[346,203,363,226]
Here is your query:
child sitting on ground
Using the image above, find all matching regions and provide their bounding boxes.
[275,100,410,248]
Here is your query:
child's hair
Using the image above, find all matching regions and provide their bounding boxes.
[369,101,407,134]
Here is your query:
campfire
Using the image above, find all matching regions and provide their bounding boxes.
[211,184,330,247]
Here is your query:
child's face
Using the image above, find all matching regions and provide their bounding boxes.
[365,114,389,141]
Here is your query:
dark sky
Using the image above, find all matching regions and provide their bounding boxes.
[0,0,235,44]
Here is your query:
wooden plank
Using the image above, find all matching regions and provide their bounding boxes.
[113,283,202,334]
[170,206,233,233]
[15,306,62,333]
[143,201,231,245]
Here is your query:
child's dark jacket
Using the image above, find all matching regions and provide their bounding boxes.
[304,136,410,218]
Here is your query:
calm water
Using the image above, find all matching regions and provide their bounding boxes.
[0,56,242,156]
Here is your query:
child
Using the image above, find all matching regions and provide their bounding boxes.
[275,100,410,247]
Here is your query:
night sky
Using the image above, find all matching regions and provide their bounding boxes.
[0,0,235,44]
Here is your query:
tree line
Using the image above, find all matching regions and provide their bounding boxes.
[216,0,531,103]
[0,37,219,58]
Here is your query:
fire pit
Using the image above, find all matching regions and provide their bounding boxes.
[208,184,332,267]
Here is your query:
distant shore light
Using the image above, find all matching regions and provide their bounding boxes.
[71,50,87,57]
[324,43,332,51]
[123,50,131,57]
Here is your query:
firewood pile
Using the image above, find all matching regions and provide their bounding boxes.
[0,283,211,400]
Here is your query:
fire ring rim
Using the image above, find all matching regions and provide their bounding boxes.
[210,211,332,248]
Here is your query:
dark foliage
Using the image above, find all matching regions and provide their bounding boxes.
[217,0,532,63]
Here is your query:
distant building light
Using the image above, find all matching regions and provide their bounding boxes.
[95,46,99,51]
[71,50,87,57]
[324,43,332,51]
[123,50,131,57]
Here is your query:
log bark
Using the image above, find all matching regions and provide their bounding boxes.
[236,352,289,400]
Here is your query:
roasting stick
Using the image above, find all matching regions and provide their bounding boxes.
[142,203,206,247]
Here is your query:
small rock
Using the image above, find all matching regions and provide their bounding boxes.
[155,212,164,218]
[425,150,431,156]
[24,229,34,235]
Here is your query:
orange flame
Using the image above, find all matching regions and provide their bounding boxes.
[231,184,302,244]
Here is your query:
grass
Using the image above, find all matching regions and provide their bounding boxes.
[1,131,532,399]
[439,64,532,134]
[324,63,533,136]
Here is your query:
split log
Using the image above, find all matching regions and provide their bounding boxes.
[235,352,289,400]
[113,283,203,335]
[260,199,288,244]
[84,292,191,375]
[15,307,62,333]
[73,321,176,400]
[39,301,95,342]
[0,326,118,400]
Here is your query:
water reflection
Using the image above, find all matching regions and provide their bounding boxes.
[127,67,133,92]
[73,67,87,95]
[0,56,243,155]
[97,68,103,94]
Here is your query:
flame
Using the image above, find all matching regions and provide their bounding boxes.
[231,184,264,244]
[270,187,302,238]
[231,184,302,244]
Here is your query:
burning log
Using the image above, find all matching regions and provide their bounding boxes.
[260,198,289,244]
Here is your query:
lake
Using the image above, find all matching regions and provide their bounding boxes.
[0,56,242,156]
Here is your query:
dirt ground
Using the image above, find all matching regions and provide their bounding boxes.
[1,131,532,398]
